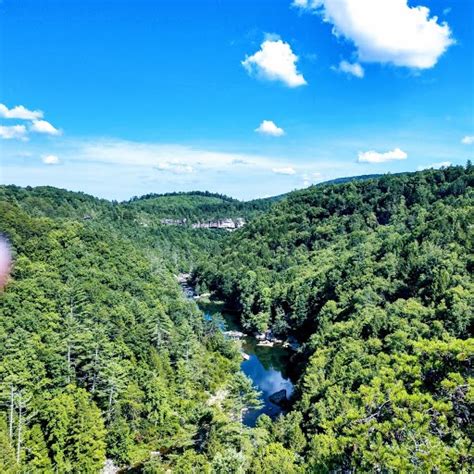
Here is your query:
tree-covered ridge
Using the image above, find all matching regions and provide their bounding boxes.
[0,185,117,221]
[0,186,274,274]
[194,165,474,471]
[125,192,274,223]
[129,190,240,203]
[0,197,263,471]
[0,186,227,274]
[0,166,472,472]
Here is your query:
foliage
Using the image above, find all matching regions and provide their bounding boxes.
[1,165,472,471]
[195,165,474,471]
[0,189,242,471]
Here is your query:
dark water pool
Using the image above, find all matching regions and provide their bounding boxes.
[200,301,295,427]
[240,337,294,426]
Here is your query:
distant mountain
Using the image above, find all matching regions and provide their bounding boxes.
[124,191,273,222]
[128,190,239,203]
[317,173,383,186]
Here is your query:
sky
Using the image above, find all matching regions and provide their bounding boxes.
[0,0,473,201]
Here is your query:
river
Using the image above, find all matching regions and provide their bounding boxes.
[198,300,295,427]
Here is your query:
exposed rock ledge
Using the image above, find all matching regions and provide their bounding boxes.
[160,217,245,230]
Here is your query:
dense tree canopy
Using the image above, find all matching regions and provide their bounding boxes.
[0,189,259,471]
[194,165,474,471]
[0,165,472,472]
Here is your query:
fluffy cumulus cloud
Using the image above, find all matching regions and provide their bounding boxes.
[358,147,407,163]
[461,135,474,145]
[42,155,60,165]
[0,103,62,141]
[242,39,307,87]
[272,167,296,175]
[255,120,285,136]
[333,60,364,78]
[0,125,28,141]
[293,0,453,69]
[30,120,62,136]
[0,103,43,120]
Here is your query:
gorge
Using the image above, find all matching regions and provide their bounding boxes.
[178,274,296,427]
[0,165,472,472]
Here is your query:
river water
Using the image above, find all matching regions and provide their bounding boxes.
[199,301,295,427]
[240,336,295,426]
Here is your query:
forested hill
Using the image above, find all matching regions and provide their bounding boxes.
[0,188,265,472]
[0,186,272,273]
[194,164,474,471]
[1,166,473,472]
[1,174,384,226]
[124,191,274,223]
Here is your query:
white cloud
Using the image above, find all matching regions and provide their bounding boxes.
[231,158,254,165]
[417,161,451,171]
[461,135,474,145]
[358,147,407,163]
[242,39,307,87]
[272,167,296,175]
[74,139,275,170]
[0,135,368,200]
[0,125,28,141]
[333,60,364,78]
[255,120,285,136]
[42,155,60,165]
[302,171,322,186]
[63,138,307,181]
[155,163,194,174]
[30,120,62,136]
[0,104,43,120]
[292,0,311,7]
[294,0,454,69]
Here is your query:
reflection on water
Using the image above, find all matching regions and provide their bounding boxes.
[241,338,294,426]
[200,301,295,427]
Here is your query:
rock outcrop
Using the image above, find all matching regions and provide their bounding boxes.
[269,389,287,406]
[191,218,245,230]
[160,217,245,230]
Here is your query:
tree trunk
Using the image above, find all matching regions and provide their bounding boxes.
[9,385,14,442]
[91,346,99,393]
[16,392,22,463]
[67,342,71,384]
[107,385,115,422]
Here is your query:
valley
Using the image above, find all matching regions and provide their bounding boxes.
[0,165,472,472]
[179,277,296,428]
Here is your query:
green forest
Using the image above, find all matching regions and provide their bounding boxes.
[0,165,473,472]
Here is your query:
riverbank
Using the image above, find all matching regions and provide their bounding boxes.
[177,275,296,427]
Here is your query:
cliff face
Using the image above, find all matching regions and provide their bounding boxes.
[160,217,245,230]
[192,218,245,230]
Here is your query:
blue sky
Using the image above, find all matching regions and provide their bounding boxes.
[0,0,473,200]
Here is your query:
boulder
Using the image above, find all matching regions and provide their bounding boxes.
[269,389,287,406]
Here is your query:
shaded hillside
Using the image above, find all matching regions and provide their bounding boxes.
[0,194,252,471]
[124,191,274,223]
[194,165,474,471]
